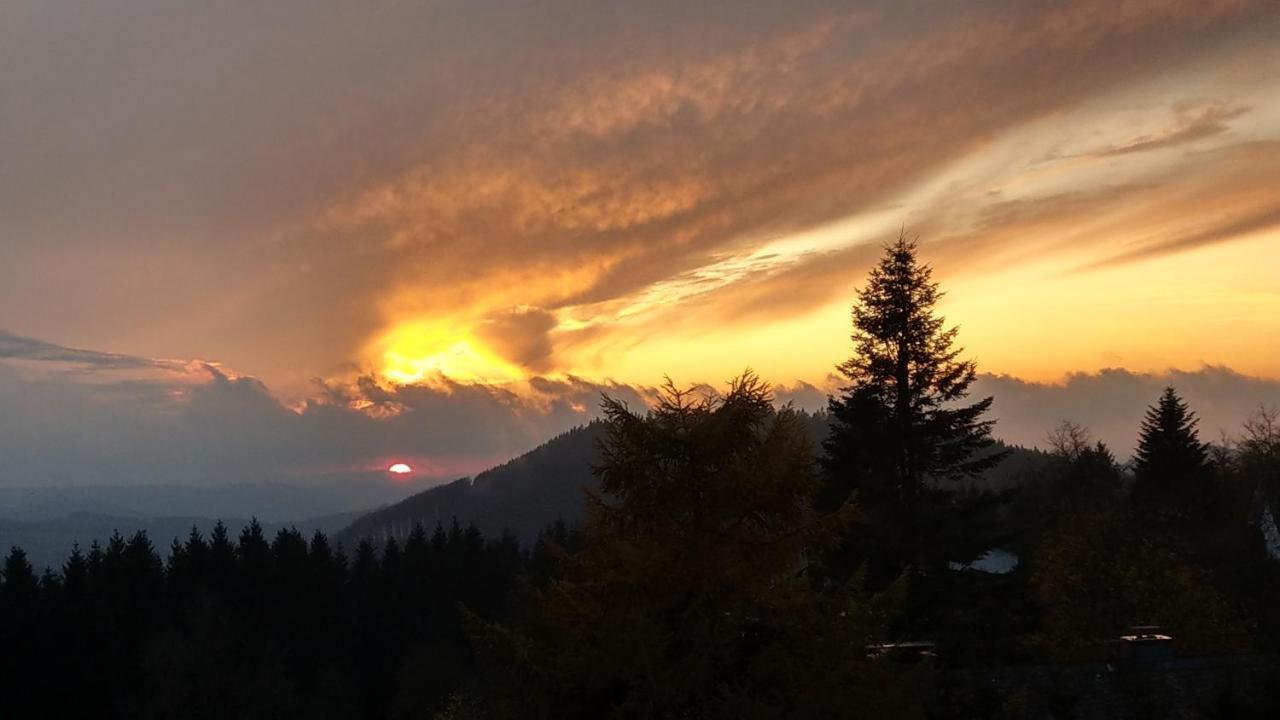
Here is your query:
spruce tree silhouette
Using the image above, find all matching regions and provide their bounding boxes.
[1,547,38,612]
[821,233,1007,633]
[1132,386,1211,518]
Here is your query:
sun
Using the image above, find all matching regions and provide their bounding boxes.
[388,463,412,474]
[376,321,524,385]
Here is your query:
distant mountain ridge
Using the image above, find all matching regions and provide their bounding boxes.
[337,412,1046,547]
[337,423,607,547]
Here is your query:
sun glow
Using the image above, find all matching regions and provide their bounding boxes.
[376,321,525,385]
[388,463,412,474]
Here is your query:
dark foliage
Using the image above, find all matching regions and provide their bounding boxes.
[821,234,1012,642]
[1132,386,1213,519]
[0,519,524,720]
[465,374,924,719]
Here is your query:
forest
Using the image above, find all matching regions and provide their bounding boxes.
[3,237,1280,718]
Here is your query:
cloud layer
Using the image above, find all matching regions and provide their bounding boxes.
[4,331,1278,500]
[0,331,650,491]
[974,368,1280,457]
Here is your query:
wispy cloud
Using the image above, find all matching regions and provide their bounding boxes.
[1082,195,1280,271]
[1093,103,1250,157]
[0,330,187,373]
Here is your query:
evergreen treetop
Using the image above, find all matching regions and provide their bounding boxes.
[1133,386,1209,484]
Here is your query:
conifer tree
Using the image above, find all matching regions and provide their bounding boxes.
[351,538,379,582]
[821,233,1007,619]
[1132,386,1210,512]
[1,547,38,610]
[62,544,89,602]
[206,521,236,594]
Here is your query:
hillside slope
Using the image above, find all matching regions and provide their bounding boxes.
[337,423,606,546]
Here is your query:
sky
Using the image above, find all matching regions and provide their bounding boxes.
[2,1,1279,492]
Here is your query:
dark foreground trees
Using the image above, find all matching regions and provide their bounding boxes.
[1028,390,1270,662]
[467,375,924,719]
[0,520,522,720]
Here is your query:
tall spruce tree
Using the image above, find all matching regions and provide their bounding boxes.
[1133,387,1209,481]
[1131,386,1211,517]
[821,234,1006,612]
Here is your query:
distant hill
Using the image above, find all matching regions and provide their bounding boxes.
[338,412,1048,548]
[337,423,607,547]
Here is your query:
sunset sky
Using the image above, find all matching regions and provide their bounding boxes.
[3,0,1279,488]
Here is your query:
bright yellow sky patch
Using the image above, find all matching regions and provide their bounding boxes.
[376,322,526,385]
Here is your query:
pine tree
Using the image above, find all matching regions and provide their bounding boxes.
[821,234,1007,618]
[207,520,236,595]
[0,547,41,718]
[62,544,89,603]
[1,546,38,611]
[1132,386,1210,513]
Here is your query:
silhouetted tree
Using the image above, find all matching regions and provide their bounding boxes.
[1,546,38,614]
[62,544,89,602]
[1132,386,1211,512]
[1240,406,1280,517]
[1038,420,1122,522]
[821,233,1008,636]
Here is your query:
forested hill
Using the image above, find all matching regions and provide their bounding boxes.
[337,411,1045,547]
[337,422,607,547]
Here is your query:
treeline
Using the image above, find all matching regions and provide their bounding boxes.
[0,519,534,719]
[4,236,1280,718]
